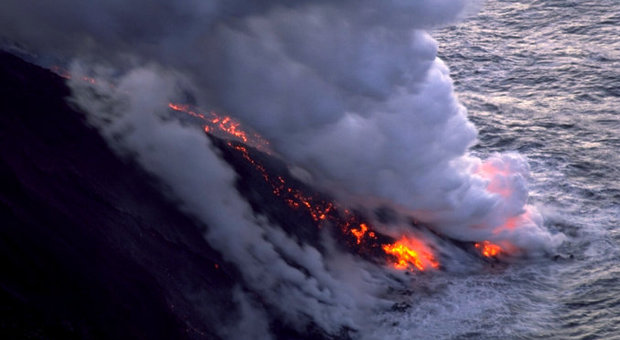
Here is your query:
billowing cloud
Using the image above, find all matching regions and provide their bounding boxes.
[1,0,565,336]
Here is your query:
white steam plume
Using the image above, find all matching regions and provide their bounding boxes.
[68,66,394,337]
[2,0,565,246]
[191,3,562,251]
[0,0,572,336]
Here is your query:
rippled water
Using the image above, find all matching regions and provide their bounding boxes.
[383,1,619,338]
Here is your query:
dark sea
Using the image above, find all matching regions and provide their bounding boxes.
[405,0,619,338]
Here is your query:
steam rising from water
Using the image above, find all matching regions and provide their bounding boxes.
[2,0,565,337]
[0,0,562,249]
[69,66,394,337]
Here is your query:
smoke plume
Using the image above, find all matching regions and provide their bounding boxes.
[68,64,401,337]
[2,0,565,336]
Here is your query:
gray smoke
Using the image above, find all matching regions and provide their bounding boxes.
[0,0,556,247]
[68,65,397,337]
[2,0,566,336]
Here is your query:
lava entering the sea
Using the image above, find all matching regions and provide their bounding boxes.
[53,65,510,271]
[383,237,440,271]
[220,138,440,272]
[474,241,502,258]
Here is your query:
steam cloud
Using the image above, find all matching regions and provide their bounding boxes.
[2,0,564,337]
[69,66,395,338]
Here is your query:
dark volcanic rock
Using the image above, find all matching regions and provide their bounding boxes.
[0,51,238,339]
[211,138,396,267]
[1,50,407,339]
[0,51,343,340]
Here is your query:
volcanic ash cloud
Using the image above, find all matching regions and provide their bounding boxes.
[186,2,562,252]
[1,0,569,337]
[1,1,564,250]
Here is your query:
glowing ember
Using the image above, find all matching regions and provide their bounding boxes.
[228,141,338,226]
[382,236,439,271]
[48,68,266,149]
[50,65,445,272]
[224,141,442,272]
[51,65,97,84]
[51,66,71,79]
[168,103,206,119]
[474,241,502,257]
[168,102,270,150]
[351,223,368,244]
[224,141,441,271]
[168,103,248,142]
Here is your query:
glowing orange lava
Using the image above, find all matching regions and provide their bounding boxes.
[351,223,368,244]
[168,103,248,142]
[47,70,265,150]
[382,236,439,271]
[51,66,446,272]
[51,66,97,84]
[224,141,440,271]
[168,103,270,151]
[474,241,502,257]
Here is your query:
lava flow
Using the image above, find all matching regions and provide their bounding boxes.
[50,67,268,151]
[222,139,440,272]
[474,241,502,258]
[170,103,506,265]
[51,65,97,84]
[383,237,440,271]
[172,101,513,264]
[51,65,504,270]
[168,103,270,152]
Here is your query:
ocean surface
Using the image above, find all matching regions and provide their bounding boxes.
[398,0,619,338]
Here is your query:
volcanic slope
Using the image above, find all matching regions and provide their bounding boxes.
[0,52,346,340]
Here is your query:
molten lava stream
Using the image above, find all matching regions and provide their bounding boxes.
[51,65,470,272]
[51,65,97,84]
[474,241,503,258]
[49,66,459,272]
[168,103,270,152]
[47,69,267,150]
[383,236,440,272]
[223,140,441,273]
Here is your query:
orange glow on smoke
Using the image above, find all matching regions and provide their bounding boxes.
[500,215,519,231]
[476,161,513,198]
[51,66,96,84]
[474,241,502,257]
[477,162,511,177]
[493,208,532,236]
[382,236,439,272]
[47,69,265,150]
